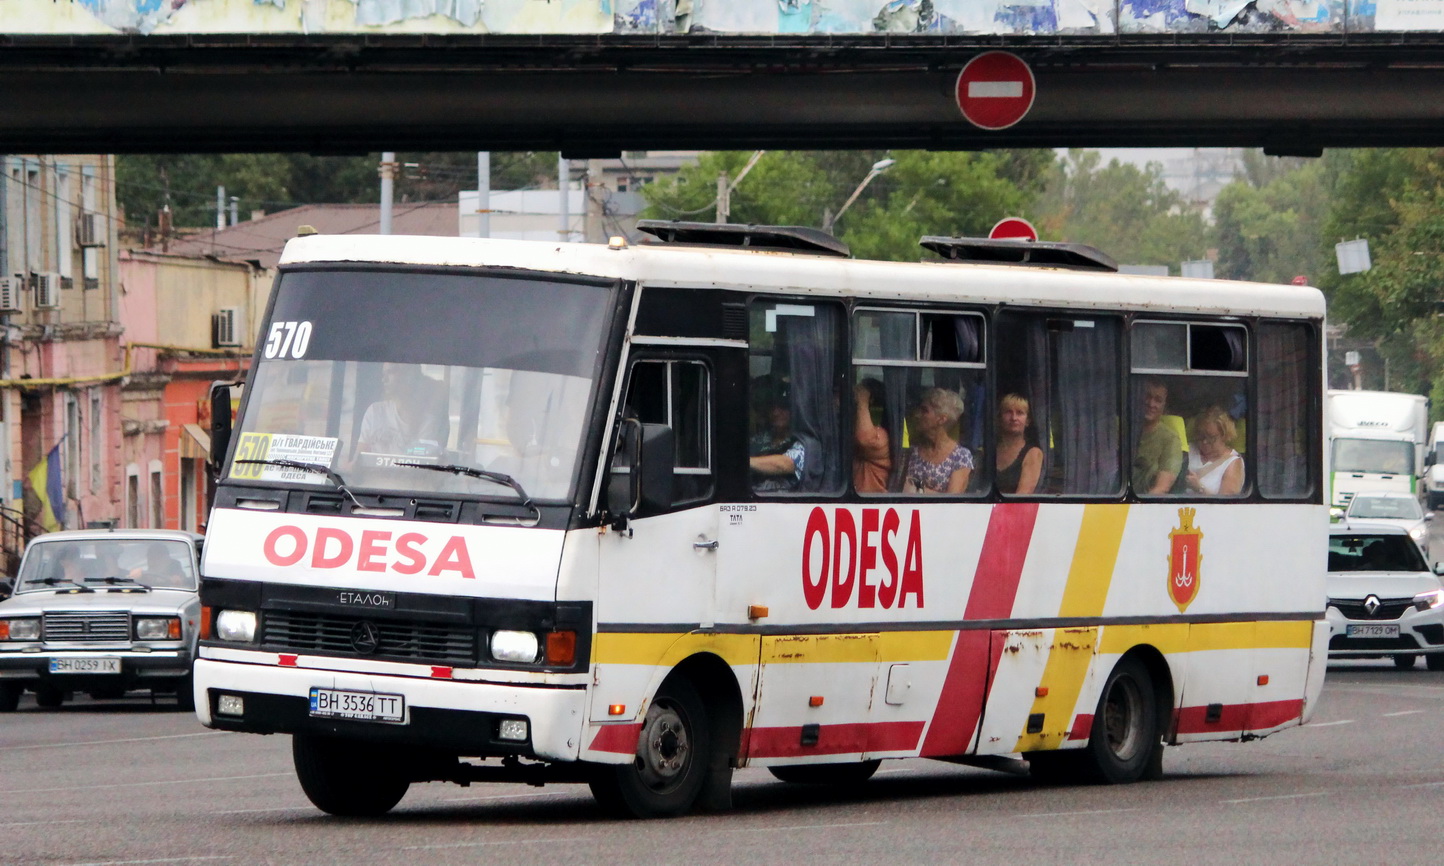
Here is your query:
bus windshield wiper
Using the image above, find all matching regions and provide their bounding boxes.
[234,459,366,510]
[393,462,539,519]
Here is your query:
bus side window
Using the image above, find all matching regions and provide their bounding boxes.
[996,312,1123,496]
[621,359,713,510]
[1130,321,1249,498]
[1257,322,1315,498]
[749,301,846,495]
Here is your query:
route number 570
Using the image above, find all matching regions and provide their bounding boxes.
[264,320,313,359]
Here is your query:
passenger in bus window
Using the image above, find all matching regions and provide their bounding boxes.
[853,379,891,493]
[996,393,1043,495]
[1186,406,1245,496]
[1133,378,1183,494]
[904,388,973,494]
[750,397,806,493]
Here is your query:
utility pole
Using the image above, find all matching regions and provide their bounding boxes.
[379,152,396,235]
[584,159,605,243]
[716,150,765,224]
[558,155,570,242]
[476,152,491,238]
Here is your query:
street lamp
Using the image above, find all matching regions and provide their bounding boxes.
[823,158,896,233]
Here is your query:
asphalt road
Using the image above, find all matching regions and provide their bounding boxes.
[2,661,1441,866]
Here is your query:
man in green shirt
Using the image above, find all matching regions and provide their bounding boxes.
[1134,378,1182,494]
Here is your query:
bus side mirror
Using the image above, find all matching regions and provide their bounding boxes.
[208,380,238,479]
[606,419,674,526]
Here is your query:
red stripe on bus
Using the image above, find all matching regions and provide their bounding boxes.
[920,503,1039,757]
[1068,713,1093,741]
[1175,699,1304,735]
[746,721,925,758]
[588,722,644,754]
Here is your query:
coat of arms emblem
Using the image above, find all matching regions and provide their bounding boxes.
[1168,507,1203,612]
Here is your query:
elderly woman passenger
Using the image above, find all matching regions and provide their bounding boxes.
[904,387,973,494]
[1185,406,1245,496]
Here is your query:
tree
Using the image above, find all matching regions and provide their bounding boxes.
[1210,153,1330,284]
[640,149,1053,262]
[1032,150,1208,271]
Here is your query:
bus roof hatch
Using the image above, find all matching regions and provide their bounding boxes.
[919,236,1119,272]
[636,220,852,258]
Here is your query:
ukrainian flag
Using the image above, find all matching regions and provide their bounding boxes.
[28,442,65,533]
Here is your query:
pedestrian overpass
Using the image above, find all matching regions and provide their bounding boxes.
[5,0,1444,154]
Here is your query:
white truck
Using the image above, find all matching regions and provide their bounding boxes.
[1328,389,1429,509]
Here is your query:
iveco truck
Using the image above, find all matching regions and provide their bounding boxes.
[1328,389,1429,509]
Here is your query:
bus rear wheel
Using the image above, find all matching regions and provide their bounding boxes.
[768,760,881,785]
[1081,656,1160,784]
[292,734,410,817]
[589,677,710,819]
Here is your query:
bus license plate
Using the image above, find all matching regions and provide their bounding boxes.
[1346,624,1400,638]
[308,687,406,723]
[50,657,121,674]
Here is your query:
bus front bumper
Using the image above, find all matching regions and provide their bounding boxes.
[193,657,588,762]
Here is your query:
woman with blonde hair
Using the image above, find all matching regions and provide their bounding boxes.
[904,387,972,494]
[996,393,1043,495]
[1186,406,1244,495]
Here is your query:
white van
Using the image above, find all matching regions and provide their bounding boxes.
[1426,422,1444,509]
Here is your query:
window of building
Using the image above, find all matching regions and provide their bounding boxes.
[749,300,845,495]
[851,308,986,496]
[1130,320,1249,497]
[996,312,1123,496]
[150,460,164,528]
[89,390,102,493]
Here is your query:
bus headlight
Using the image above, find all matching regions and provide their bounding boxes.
[215,610,257,642]
[490,630,540,663]
[0,618,40,641]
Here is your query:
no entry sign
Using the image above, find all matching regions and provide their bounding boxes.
[955,51,1036,131]
[989,217,1038,241]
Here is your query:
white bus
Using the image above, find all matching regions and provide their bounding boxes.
[194,223,1328,818]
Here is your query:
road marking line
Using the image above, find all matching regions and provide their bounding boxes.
[11,772,291,794]
[1400,781,1444,789]
[741,821,887,832]
[400,838,588,850]
[1221,792,1326,804]
[1012,808,1138,819]
[1306,720,1355,727]
[0,731,229,752]
[59,858,234,865]
[213,806,311,814]
[1384,710,1426,717]
[0,818,91,827]
[438,791,570,802]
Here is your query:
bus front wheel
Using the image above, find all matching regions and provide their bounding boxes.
[1081,656,1161,784]
[589,677,710,819]
[293,734,410,817]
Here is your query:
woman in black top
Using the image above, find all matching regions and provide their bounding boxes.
[995,393,1043,494]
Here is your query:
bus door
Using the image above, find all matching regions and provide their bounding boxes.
[592,354,721,721]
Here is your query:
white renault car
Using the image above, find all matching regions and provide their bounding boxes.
[1328,525,1444,670]
[0,529,203,711]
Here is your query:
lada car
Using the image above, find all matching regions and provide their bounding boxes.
[0,529,203,710]
[1328,525,1444,670]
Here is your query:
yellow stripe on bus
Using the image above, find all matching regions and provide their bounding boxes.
[595,629,954,667]
[1015,504,1129,753]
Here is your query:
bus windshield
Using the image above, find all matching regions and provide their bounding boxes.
[228,268,615,502]
[1332,438,1414,475]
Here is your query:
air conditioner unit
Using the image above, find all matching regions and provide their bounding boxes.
[34,273,60,309]
[0,276,22,312]
[76,213,105,248]
[212,306,241,348]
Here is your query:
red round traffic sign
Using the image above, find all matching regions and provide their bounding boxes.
[989,217,1038,241]
[955,51,1036,131]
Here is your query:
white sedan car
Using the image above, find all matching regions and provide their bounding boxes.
[1343,491,1432,552]
[1328,525,1444,669]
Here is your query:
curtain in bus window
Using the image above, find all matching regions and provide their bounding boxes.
[1054,319,1122,494]
[784,306,844,493]
[1257,323,1312,498]
[880,315,912,492]
[954,317,986,453]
